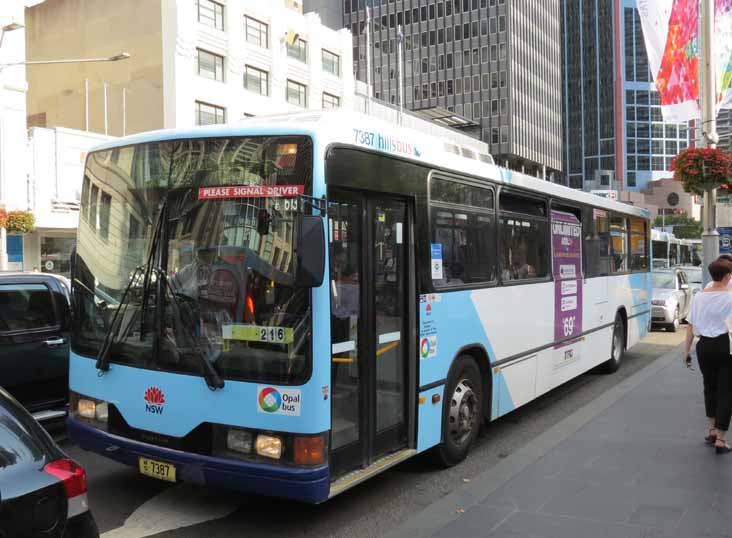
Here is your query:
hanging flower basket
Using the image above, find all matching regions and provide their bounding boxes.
[671,147,732,195]
[6,211,35,234]
[0,208,6,230]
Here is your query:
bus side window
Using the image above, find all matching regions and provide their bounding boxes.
[584,207,610,277]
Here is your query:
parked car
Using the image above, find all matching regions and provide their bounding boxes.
[651,268,692,331]
[0,272,71,423]
[677,265,703,296]
[0,387,99,537]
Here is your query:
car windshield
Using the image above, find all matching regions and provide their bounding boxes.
[72,136,314,385]
[652,272,676,289]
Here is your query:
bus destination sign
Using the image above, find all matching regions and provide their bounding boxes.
[198,185,305,200]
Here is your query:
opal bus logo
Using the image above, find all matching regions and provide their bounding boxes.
[258,387,282,413]
[257,386,302,416]
[420,336,437,359]
[144,386,165,415]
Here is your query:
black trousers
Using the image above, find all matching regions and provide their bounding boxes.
[697,334,732,431]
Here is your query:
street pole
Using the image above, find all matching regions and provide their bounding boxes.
[122,86,126,136]
[84,78,89,131]
[103,81,108,135]
[701,0,720,286]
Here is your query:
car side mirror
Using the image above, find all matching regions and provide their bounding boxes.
[294,215,325,288]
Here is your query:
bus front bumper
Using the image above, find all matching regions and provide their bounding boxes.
[67,418,330,503]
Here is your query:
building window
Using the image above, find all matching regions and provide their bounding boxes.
[197,49,224,81]
[322,49,340,76]
[287,37,308,63]
[287,79,308,107]
[244,65,269,95]
[195,101,226,125]
[197,0,224,30]
[322,92,340,109]
[89,185,99,229]
[99,192,111,240]
[245,15,269,48]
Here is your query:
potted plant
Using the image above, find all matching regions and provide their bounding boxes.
[671,147,732,195]
[6,210,35,234]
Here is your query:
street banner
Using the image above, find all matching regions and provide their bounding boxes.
[637,0,732,122]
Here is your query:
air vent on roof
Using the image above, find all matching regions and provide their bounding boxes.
[443,142,461,155]
[460,147,477,159]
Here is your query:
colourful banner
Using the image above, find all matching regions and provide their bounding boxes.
[637,0,700,122]
[638,0,732,121]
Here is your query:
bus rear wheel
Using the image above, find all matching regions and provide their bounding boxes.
[600,314,625,374]
[434,356,483,467]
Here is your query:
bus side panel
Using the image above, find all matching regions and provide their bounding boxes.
[621,273,652,348]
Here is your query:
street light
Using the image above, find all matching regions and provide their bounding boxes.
[0,51,131,72]
[0,21,24,49]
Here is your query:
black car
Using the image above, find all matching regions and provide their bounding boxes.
[0,387,99,537]
[0,273,71,423]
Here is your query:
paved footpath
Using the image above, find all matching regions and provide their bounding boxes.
[389,343,732,538]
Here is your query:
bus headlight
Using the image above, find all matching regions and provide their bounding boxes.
[255,434,283,459]
[77,399,97,420]
[70,393,109,431]
[226,429,253,454]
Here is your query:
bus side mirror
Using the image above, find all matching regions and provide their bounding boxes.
[295,215,325,288]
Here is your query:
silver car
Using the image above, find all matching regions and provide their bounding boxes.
[677,265,703,297]
[651,269,692,332]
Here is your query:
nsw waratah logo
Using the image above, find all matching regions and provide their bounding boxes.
[258,387,282,413]
[144,386,165,414]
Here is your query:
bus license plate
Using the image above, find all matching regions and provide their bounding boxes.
[138,457,176,482]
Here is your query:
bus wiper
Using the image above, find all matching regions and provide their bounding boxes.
[162,272,225,390]
[95,266,144,372]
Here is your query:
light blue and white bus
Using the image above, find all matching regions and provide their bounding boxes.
[68,111,651,503]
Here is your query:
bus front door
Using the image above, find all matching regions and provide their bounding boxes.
[328,193,410,478]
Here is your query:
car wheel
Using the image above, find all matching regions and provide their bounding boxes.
[433,356,483,467]
[599,314,625,374]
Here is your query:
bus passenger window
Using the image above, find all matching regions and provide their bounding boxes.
[583,207,610,277]
[610,215,629,273]
[630,217,648,271]
[498,193,548,282]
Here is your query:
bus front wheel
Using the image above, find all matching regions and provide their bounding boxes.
[434,356,483,467]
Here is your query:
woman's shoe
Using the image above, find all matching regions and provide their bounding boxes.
[715,444,732,454]
[707,428,718,445]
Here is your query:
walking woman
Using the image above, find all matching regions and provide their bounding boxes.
[684,260,732,453]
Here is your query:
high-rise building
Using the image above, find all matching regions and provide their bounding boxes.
[313,0,563,179]
[561,0,690,192]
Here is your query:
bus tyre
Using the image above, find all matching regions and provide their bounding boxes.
[600,314,625,374]
[434,356,483,467]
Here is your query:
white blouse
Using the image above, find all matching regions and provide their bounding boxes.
[687,291,732,337]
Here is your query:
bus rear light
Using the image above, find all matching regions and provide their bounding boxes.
[227,429,253,454]
[255,434,282,459]
[294,435,325,465]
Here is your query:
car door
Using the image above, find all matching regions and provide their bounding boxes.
[0,280,68,412]
[676,271,690,318]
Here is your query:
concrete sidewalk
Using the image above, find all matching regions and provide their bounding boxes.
[389,345,732,538]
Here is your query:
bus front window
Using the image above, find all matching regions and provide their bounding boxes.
[72,136,315,385]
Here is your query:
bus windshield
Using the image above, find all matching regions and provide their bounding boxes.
[72,136,314,385]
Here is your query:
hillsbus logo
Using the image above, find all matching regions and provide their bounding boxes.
[144,386,165,415]
[258,387,282,413]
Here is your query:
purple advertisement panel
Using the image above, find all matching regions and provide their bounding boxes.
[551,210,583,346]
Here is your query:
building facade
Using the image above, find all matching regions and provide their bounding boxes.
[341,0,563,179]
[561,0,690,192]
[25,0,356,135]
